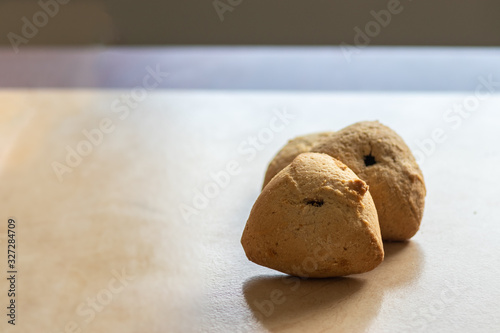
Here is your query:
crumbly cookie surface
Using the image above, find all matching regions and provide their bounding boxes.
[242,153,384,278]
[313,121,426,241]
[263,132,335,188]
[262,121,426,241]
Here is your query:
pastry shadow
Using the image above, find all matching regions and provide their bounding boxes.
[242,241,424,331]
[243,275,380,332]
[384,240,416,257]
[372,240,425,288]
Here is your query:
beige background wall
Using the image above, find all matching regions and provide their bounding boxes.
[1,0,499,46]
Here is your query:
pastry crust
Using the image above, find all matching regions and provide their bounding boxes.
[242,153,384,278]
[263,132,335,188]
[313,121,426,241]
[262,121,426,241]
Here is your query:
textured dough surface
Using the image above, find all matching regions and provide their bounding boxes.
[263,121,426,241]
[263,132,335,188]
[242,153,384,278]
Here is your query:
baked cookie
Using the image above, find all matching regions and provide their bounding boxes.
[263,121,426,241]
[263,132,335,188]
[312,121,426,241]
[241,153,384,278]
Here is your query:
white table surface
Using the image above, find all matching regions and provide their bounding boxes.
[1,90,499,333]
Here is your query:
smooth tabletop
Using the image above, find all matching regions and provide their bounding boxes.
[1,90,500,332]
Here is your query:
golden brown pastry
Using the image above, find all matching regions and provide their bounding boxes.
[241,153,384,278]
[263,121,426,241]
[263,132,335,188]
